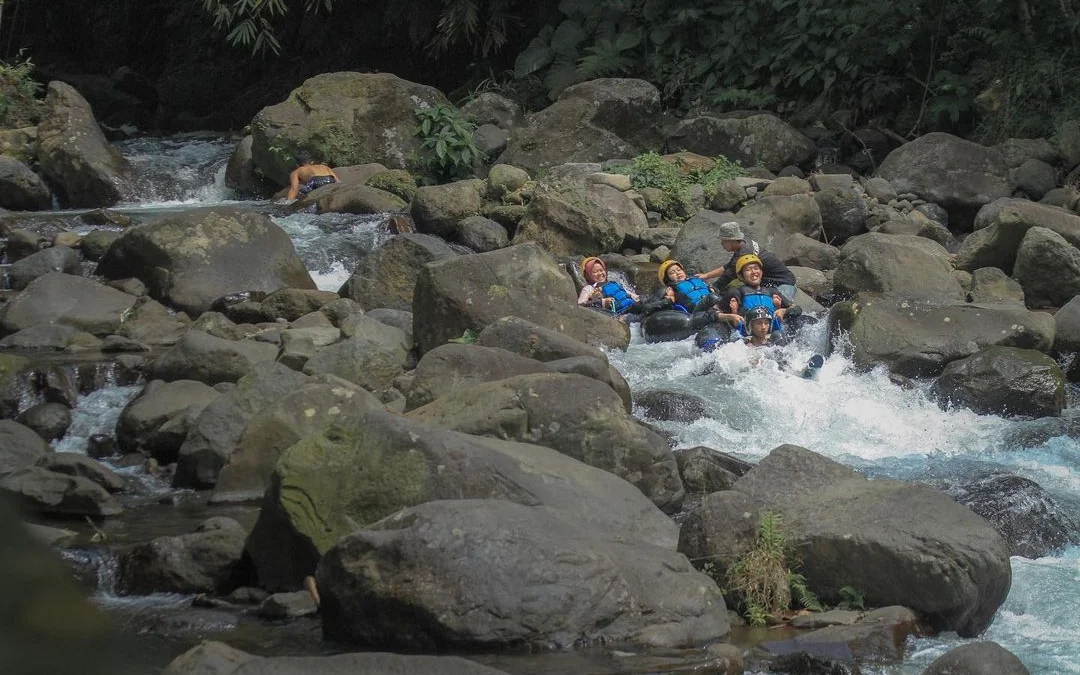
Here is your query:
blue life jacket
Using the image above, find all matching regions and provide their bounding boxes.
[672,278,712,311]
[738,290,783,334]
[601,281,636,314]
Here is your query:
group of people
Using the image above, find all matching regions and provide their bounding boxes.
[577,221,806,351]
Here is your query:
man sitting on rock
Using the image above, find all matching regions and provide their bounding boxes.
[696,221,798,304]
[286,155,341,200]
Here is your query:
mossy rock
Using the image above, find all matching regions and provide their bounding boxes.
[482,204,527,230]
[365,169,417,202]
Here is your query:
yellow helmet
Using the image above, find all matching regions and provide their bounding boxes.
[658,259,683,282]
[581,256,605,281]
[735,254,763,276]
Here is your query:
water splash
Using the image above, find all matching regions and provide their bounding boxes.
[272,211,393,292]
[115,133,238,206]
[54,384,141,455]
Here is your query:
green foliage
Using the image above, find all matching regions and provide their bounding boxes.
[838,585,867,611]
[414,104,484,183]
[725,511,820,626]
[611,151,745,219]
[0,54,42,129]
[448,329,480,344]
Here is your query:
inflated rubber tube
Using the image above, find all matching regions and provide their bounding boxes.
[640,309,715,343]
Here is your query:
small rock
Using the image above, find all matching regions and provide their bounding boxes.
[258,590,318,619]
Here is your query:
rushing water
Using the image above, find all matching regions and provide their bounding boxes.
[11,134,1079,673]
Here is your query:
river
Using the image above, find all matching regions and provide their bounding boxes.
[9,134,1078,674]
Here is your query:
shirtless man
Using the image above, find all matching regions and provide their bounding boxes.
[286,155,341,200]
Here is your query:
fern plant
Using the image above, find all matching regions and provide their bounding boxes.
[414,104,483,183]
[0,53,42,129]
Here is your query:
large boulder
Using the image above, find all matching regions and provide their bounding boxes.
[831,293,1055,377]
[955,198,1080,273]
[163,642,512,675]
[149,330,278,385]
[35,454,125,493]
[946,473,1080,559]
[877,133,1012,230]
[97,207,314,316]
[1054,294,1080,352]
[298,183,406,215]
[210,376,383,503]
[1012,226,1080,308]
[921,641,1030,675]
[679,445,1011,637]
[36,81,135,207]
[301,333,408,392]
[319,500,728,649]
[512,182,648,257]
[116,379,221,462]
[224,135,274,198]
[0,273,137,337]
[118,517,246,595]
[832,233,965,301]
[810,173,870,244]
[0,420,51,477]
[245,410,678,591]
[250,72,448,185]
[0,156,52,210]
[933,346,1065,417]
[405,343,551,410]
[666,114,817,172]
[338,233,457,311]
[409,179,486,240]
[496,78,662,172]
[412,243,629,354]
[408,373,684,512]
[173,363,310,489]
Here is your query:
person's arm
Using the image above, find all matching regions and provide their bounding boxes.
[286,169,302,200]
[713,311,742,325]
[578,285,599,306]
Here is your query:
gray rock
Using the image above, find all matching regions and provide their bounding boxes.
[1010,158,1057,200]
[1054,294,1080,352]
[461,92,522,129]
[0,325,98,352]
[7,246,82,291]
[338,233,458,311]
[3,229,48,261]
[667,114,816,171]
[833,233,963,301]
[16,402,72,441]
[0,156,52,210]
[0,420,51,477]
[1056,119,1080,169]
[473,124,510,156]
[259,288,339,322]
[761,606,925,665]
[675,447,741,494]
[863,176,898,203]
[681,445,1011,637]
[224,135,274,197]
[0,273,136,337]
[97,207,314,316]
[36,453,125,492]
[163,642,512,675]
[877,132,1011,230]
[37,81,135,207]
[956,198,1080,273]
[996,137,1060,167]
[117,379,221,461]
[408,373,684,513]
[118,517,246,594]
[811,173,869,244]
[364,307,413,336]
[969,267,1025,305]
[257,591,317,619]
[513,182,647,258]
[150,330,279,385]
[933,346,1065,417]
[302,333,407,392]
[1013,226,1080,308]
[784,233,842,271]
[831,293,1055,377]
[635,389,708,423]
[410,179,485,239]
[246,409,678,591]
[318,499,727,649]
[457,215,508,252]
[0,467,122,517]
[921,641,1030,675]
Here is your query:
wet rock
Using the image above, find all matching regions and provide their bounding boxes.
[16,402,72,441]
[257,591,317,619]
[114,298,190,347]
[97,207,314,316]
[0,467,122,517]
[760,606,926,665]
[87,434,117,459]
[224,135,274,198]
[0,324,101,352]
[635,389,709,423]
[408,373,684,513]
[946,473,1080,558]
[933,346,1065,417]
[226,587,269,605]
[0,420,51,477]
[37,81,135,207]
[246,409,678,590]
[833,233,963,301]
[36,453,125,492]
[300,183,406,215]
[117,379,221,461]
[149,330,278,385]
[318,499,727,650]
[338,232,458,311]
[921,641,1030,675]
[3,228,49,261]
[0,273,137,337]
[118,517,246,595]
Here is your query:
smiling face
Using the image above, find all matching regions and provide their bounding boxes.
[740,262,763,287]
[666,264,687,283]
[586,264,607,284]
